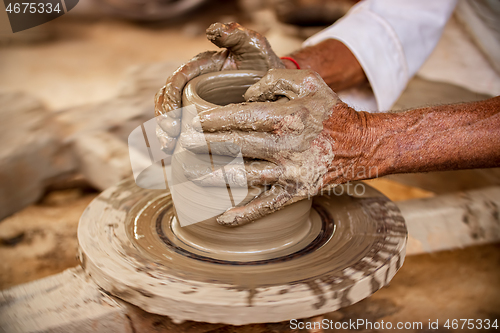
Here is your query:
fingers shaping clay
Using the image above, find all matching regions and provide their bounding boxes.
[181,68,349,226]
[78,71,407,326]
[172,70,314,260]
[154,21,285,155]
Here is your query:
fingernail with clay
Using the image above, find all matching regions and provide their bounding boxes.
[206,22,225,41]
[216,211,240,227]
[159,117,181,137]
[191,115,203,132]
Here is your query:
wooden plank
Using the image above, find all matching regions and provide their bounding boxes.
[387,168,500,195]
[399,186,500,255]
[0,267,131,333]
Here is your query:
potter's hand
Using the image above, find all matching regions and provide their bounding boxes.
[155,22,285,153]
[181,69,371,226]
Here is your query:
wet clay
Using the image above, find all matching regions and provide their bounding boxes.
[154,22,284,154]
[180,69,353,227]
[169,70,314,260]
[77,72,406,324]
[78,179,407,325]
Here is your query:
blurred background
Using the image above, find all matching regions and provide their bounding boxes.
[0,0,499,331]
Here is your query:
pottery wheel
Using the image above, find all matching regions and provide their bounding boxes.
[78,179,407,325]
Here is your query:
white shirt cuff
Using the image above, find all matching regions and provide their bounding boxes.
[303,6,409,111]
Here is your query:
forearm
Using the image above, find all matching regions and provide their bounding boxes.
[282,39,367,91]
[366,96,500,177]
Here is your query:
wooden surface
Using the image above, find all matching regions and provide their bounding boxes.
[0,267,132,333]
[0,267,296,333]
[400,186,500,255]
[2,185,500,331]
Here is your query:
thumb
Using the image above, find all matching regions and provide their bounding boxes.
[206,22,276,59]
[206,22,246,50]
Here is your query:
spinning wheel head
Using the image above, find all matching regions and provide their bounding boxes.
[78,179,407,325]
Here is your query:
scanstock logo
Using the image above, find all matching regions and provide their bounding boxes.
[4,0,79,33]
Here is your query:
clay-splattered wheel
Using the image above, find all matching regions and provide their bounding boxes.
[78,179,407,325]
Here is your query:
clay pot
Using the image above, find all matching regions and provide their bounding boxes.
[169,70,313,261]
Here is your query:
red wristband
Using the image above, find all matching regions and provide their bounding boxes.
[281,56,301,70]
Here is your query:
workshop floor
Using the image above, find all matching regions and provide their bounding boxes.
[1,3,499,332]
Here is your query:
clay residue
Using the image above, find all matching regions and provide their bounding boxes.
[181,69,345,226]
[155,22,285,154]
[79,179,407,324]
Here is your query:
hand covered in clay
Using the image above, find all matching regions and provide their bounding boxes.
[181,69,372,226]
[155,22,285,153]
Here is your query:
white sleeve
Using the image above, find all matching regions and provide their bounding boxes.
[303,0,458,111]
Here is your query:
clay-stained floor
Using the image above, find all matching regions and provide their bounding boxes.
[1,3,499,332]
